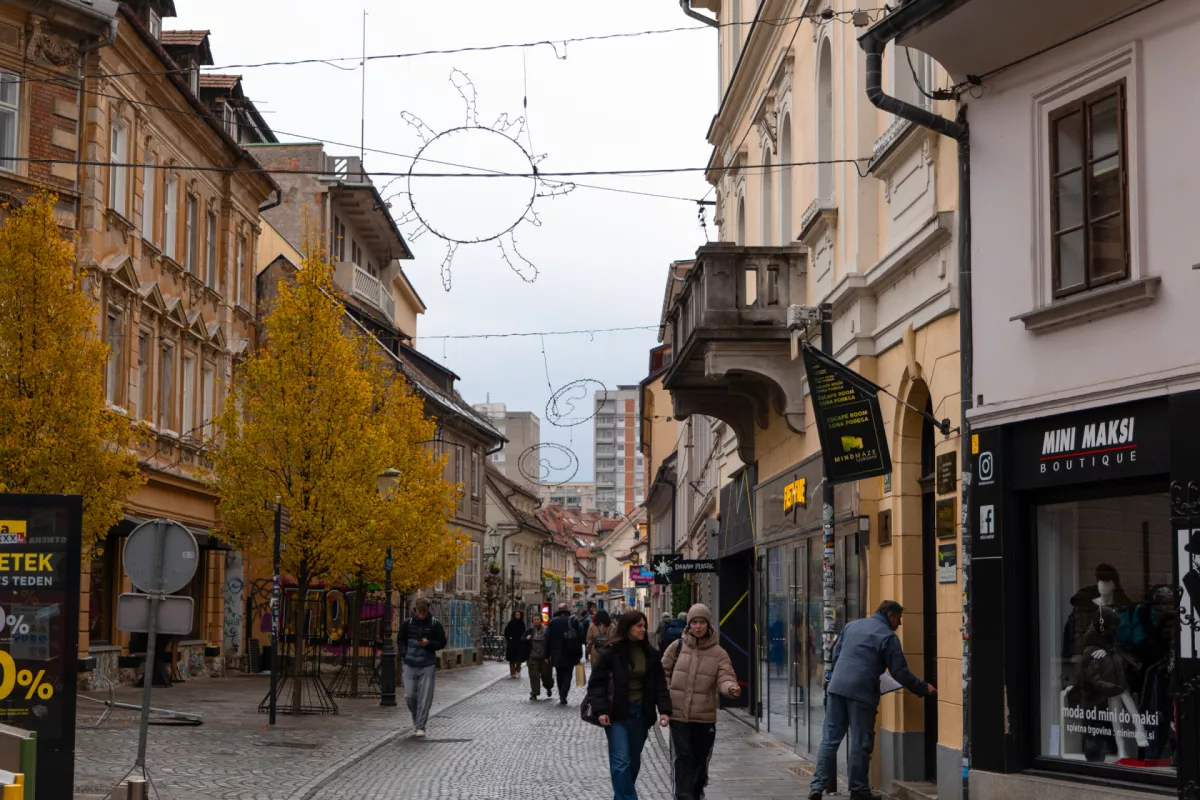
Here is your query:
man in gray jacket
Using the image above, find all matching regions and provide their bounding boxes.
[397,597,447,738]
[809,600,935,800]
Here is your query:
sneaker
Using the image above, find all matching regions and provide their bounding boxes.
[808,793,822,800]
[559,698,568,705]
[545,688,553,698]
[413,729,426,738]
[530,693,538,701]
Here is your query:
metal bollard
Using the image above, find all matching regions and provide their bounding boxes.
[127,778,148,800]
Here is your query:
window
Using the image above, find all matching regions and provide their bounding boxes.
[1050,82,1128,298]
[456,542,480,594]
[138,331,152,421]
[159,341,174,431]
[236,234,246,307]
[471,450,480,498]
[164,175,177,258]
[894,47,934,112]
[148,8,162,39]
[109,119,128,216]
[182,355,195,435]
[142,155,155,243]
[491,452,505,462]
[201,363,214,434]
[222,102,237,139]
[185,196,198,273]
[189,65,199,96]
[0,71,18,172]
[206,211,217,289]
[332,215,346,262]
[1036,492,1173,776]
[105,307,123,406]
[351,239,362,267]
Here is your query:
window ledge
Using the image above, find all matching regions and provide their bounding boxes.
[1012,276,1161,334]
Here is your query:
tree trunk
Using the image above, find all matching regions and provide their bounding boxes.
[349,581,364,698]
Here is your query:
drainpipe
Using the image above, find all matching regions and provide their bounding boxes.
[79,17,120,54]
[859,18,973,800]
[258,187,282,213]
[678,0,717,27]
[76,17,120,239]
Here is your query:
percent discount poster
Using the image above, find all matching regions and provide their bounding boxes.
[0,495,82,800]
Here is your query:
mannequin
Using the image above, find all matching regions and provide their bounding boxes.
[1064,564,1132,657]
[1079,607,1147,761]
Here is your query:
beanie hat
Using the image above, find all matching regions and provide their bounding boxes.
[686,604,713,626]
[677,611,688,621]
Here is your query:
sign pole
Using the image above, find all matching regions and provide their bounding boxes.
[269,501,282,726]
[134,524,166,771]
[379,547,397,707]
[819,303,837,694]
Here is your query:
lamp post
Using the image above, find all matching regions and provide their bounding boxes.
[379,546,397,707]
[269,497,282,727]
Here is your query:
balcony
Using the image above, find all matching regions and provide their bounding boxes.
[335,261,395,324]
[661,243,808,464]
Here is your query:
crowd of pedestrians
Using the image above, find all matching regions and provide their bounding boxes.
[401,596,929,800]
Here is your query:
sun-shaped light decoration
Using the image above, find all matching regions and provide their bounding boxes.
[394,69,576,291]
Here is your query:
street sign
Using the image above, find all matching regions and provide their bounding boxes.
[116,594,194,636]
[802,343,892,485]
[596,584,609,593]
[123,520,199,594]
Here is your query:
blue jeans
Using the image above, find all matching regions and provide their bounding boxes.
[606,700,647,800]
[810,692,878,796]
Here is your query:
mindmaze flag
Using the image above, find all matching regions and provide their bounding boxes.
[801,343,892,485]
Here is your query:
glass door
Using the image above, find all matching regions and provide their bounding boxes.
[791,540,810,752]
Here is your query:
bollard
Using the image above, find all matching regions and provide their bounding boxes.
[126,778,148,800]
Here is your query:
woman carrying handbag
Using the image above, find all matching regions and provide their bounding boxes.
[585,610,672,800]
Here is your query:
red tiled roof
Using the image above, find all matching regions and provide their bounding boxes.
[161,29,210,46]
[199,73,241,90]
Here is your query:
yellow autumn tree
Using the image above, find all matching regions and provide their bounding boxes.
[211,240,460,705]
[0,192,144,546]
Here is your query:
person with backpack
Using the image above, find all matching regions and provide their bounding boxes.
[587,609,615,665]
[587,610,673,800]
[396,597,447,738]
[659,611,687,651]
[546,602,584,705]
[661,604,741,800]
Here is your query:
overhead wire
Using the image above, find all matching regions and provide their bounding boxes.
[421,325,658,341]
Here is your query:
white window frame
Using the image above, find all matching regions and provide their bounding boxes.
[205,210,217,290]
[164,175,178,259]
[236,233,246,307]
[148,9,162,40]
[455,542,480,595]
[159,340,175,432]
[109,118,128,216]
[142,154,155,243]
[471,450,480,498]
[182,353,196,435]
[201,362,214,434]
[0,71,20,172]
[105,305,123,407]
[138,330,153,422]
[185,195,198,273]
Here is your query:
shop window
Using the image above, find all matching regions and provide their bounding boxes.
[88,539,116,645]
[1037,493,1176,775]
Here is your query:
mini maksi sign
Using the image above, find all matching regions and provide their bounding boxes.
[1012,398,1168,490]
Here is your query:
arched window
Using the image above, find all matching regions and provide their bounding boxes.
[736,195,746,246]
[779,113,792,245]
[817,39,834,202]
[760,147,773,246]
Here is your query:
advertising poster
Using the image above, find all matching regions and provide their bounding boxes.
[801,344,892,485]
[0,495,82,800]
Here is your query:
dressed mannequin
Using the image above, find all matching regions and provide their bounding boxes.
[1065,564,1132,658]
[1079,607,1147,761]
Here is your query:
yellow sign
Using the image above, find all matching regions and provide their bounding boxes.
[783,478,807,514]
[971,434,979,455]
[0,522,26,546]
[573,584,584,592]
[596,584,609,592]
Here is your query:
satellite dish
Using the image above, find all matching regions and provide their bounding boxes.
[123,519,199,595]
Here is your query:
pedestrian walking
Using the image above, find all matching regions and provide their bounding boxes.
[546,602,584,705]
[809,600,935,800]
[524,613,554,700]
[587,609,615,665]
[659,611,687,651]
[587,610,672,800]
[397,597,447,738]
[504,610,526,679]
[661,603,741,800]
[654,612,672,645]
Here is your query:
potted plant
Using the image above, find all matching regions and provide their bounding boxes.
[489,561,501,575]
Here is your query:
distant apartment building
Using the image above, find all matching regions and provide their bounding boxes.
[537,482,596,512]
[472,403,540,489]
[594,386,644,515]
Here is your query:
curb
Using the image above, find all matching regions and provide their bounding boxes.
[289,669,510,800]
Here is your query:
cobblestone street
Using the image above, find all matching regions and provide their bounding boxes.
[74,663,833,800]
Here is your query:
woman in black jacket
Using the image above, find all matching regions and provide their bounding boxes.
[504,610,527,678]
[587,610,672,800]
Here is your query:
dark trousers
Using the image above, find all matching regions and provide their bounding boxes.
[555,663,575,701]
[527,658,553,696]
[670,720,717,800]
[810,692,878,797]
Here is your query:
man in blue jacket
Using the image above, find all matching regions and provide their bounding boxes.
[809,600,935,800]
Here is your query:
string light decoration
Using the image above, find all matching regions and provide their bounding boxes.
[518,442,580,487]
[396,69,575,290]
[545,379,609,428]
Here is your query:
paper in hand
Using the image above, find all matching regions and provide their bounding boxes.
[880,671,904,695]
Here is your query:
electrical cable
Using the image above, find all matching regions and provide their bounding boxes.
[421,325,657,341]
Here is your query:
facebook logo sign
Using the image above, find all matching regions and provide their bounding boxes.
[979,505,996,540]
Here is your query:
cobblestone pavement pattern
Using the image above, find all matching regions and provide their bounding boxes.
[76,664,842,800]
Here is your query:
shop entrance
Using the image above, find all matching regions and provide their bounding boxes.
[920,395,939,781]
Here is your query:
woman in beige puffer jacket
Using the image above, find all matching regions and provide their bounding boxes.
[661,603,741,800]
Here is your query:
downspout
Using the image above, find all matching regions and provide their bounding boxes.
[859,19,973,800]
[678,0,717,27]
[76,18,119,236]
[258,187,282,213]
[79,17,120,54]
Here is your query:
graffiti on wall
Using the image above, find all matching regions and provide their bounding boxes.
[447,599,474,650]
[222,552,244,656]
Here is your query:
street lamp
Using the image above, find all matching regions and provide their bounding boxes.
[508,550,519,615]
[379,546,396,707]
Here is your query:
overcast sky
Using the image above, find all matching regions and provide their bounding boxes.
[175,1,716,481]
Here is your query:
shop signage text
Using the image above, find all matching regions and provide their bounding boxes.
[673,559,717,574]
[783,478,807,515]
[802,344,892,485]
